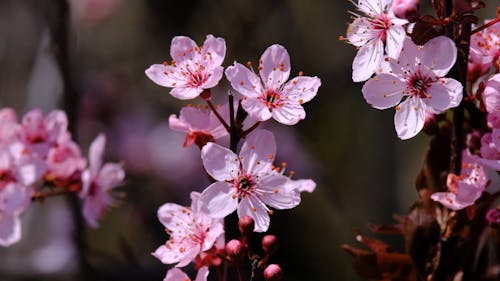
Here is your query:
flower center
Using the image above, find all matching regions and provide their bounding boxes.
[406,71,432,99]
[234,174,256,198]
[262,89,283,110]
[371,14,390,42]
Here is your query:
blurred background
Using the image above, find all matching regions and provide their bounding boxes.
[0,0,498,280]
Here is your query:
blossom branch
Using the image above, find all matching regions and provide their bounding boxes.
[470,16,500,35]
[202,89,231,131]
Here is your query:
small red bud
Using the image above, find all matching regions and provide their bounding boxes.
[225,239,244,260]
[262,235,279,254]
[263,264,283,281]
[238,216,255,236]
[392,0,420,22]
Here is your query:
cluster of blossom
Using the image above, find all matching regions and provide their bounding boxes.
[344,0,500,211]
[146,35,319,280]
[0,108,125,246]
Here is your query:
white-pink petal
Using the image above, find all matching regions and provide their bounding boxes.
[200,182,238,218]
[283,76,321,104]
[394,97,426,140]
[202,35,226,67]
[425,78,463,112]
[362,73,404,109]
[241,98,272,122]
[421,36,457,77]
[352,39,384,82]
[259,44,291,90]
[0,215,21,247]
[170,36,198,63]
[385,24,406,59]
[201,142,239,181]
[239,129,276,175]
[237,196,270,232]
[170,86,204,100]
[225,63,263,98]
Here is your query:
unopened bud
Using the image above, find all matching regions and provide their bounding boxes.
[238,216,255,236]
[225,239,244,260]
[263,264,283,281]
[486,208,500,228]
[262,235,279,254]
[392,0,420,22]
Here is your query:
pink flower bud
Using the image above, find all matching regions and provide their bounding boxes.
[238,216,254,236]
[486,208,500,228]
[263,264,283,281]
[392,0,420,22]
[225,239,244,260]
[262,235,279,254]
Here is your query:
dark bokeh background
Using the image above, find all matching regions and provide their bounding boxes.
[0,0,498,280]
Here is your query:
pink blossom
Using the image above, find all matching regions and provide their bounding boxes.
[199,129,301,232]
[392,0,419,21]
[45,140,86,181]
[431,153,487,210]
[163,266,208,281]
[79,134,124,228]
[153,192,224,267]
[225,45,321,125]
[19,109,70,158]
[482,73,500,113]
[0,182,33,246]
[0,108,19,142]
[346,0,408,82]
[468,20,500,81]
[362,36,463,139]
[145,35,226,100]
[169,105,228,148]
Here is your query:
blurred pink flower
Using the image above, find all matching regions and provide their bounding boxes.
[164,266,208,281]
[431,152,487,210]
[45,140,86,181]
[79,134,124,228]
[0,182,33,246]
[362,36,462,139]
[482,73,500,113]
[199,129,300,232]
[225,45,321,125]
[346,0,408,82]
[153,192,223,267]
[468,20,500,81]
[146,35,226,100]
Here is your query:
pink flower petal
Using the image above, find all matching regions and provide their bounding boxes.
[385,24,406,59]
[89,134,105,175]
[201,66,224,89]
[362,73,404,109]
[170,86,204,100]
[346,17,372,47]
[195,266,209,281]
[157,202,192,231]
[96,163,125,192]
[202,35,226,67]
[145,64,186,89]
[285,179,316,193]
[421,36,457,77]
[201,142,239,181]
[239,129,276,175]
[237,196,270,232]
[258,174,298,210]
[170,36,197,63]
[271,103,305,125]
[0,215,21,247]
[164,268,190,281]
[394,97,426,140]
[0,183,32,215]
[225,63,263,98]
[425,78,463,112]
[241,98,272,121]
[200,182,238,218]
[283,76,321,104]
[352,39,384,82]
[259,45,290,90]
[168,114,190,133]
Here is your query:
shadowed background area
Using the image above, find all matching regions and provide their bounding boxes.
[0,0,498,280]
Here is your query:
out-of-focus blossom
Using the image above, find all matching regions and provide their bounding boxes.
[431,152,488,210]
[362,36,462,139]
[45,141,86,182]
[468,19,500,82]
[346,0,408,82]
[486,207,500,228]
[200,129,300,232]
[163,266,209,281]
[79,134,124,228]
[146,35,226,100]
[0,182,33,246]
[225,45,321,125]
[169,105,228,148]
[392,0,419,21]
[482,73,500,113]
[153,192,223,267]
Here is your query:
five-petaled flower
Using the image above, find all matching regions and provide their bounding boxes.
[346,0,408,82]
[199,129,300,232]
[362,36,463,139]
[145,35,226,100]
[153,192,224,267]
[225,45,321,125]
